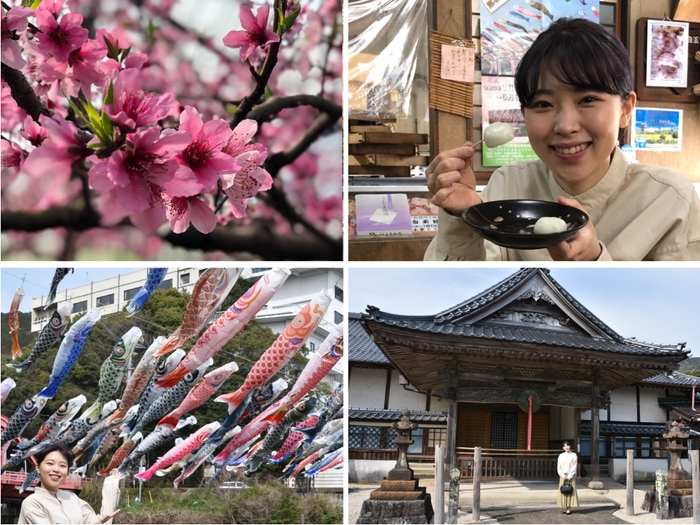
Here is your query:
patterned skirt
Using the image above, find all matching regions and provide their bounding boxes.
[557,477,579,508]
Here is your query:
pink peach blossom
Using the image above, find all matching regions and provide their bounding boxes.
[223,5,280,61]
[173,106,237,192]
[104,69,178,131]
[1,6,34,69]
[35,9,89,63]
[165,195,217,234]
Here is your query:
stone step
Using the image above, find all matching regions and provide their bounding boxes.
[670,489,694,496]
[668,479,693,489]
[668,470,691,480]
[370,489,427,501]
[380,479,420,492]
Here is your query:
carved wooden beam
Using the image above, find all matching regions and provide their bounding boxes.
[433,387,609,408]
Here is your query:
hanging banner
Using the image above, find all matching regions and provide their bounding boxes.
[480,0,600,166]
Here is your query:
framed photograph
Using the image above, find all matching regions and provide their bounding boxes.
[646,20,690,87]
[632,107,683,152]
[673,0,700,23]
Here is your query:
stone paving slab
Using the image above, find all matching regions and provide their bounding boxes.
[349,478,696,524]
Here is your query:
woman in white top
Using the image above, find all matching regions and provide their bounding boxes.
[557,440,579,514]
[18,443,121,524]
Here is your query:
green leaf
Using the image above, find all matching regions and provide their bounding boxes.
[103,79,114,106]
[29,0,43,8]
[88,142,105,149]
[103,36,120,61]
[284,9,301,33]
[100,111,114,143]
[66,96,89,125]
[146,20,158,47]
[120,46,131,62]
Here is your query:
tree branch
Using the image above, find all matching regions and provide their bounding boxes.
[163,222,341,260]
[265,111,339,176]
[2,204,100,232]
[1,64,52,122]
[1,207,342,260]
[246,94,341,124]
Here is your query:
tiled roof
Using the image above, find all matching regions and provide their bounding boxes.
[349,312,389,364]
[643,371,700,386]
[362,314,684,356]
[361,269,686,358]
[349,407,448,424]
[658,397,700,420]
[580,421,700,437]
[433,268,623,341]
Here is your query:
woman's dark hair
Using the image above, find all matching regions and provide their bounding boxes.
[35,443,74,469]
[562,440,571,447]
[515,18,633,108]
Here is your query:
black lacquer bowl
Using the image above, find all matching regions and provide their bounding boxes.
[461,199,589,250]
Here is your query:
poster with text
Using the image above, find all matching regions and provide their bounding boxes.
[481,76,538,166]
[632,108,683,151]
[480,0,600,165]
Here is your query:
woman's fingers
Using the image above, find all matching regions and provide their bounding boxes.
[547,197,601,261]
[100,509,121,523]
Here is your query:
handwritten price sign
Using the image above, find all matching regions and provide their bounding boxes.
[441,44,475,83]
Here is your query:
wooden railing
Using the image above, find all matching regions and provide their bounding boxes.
[456,448,560,480]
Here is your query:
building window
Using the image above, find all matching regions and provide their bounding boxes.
[309,342,315,352]
[427,428,447,449]
[334,311,343,324]
[349,426,397,449]
[490,412,518,449]
[159,279,173,290]
[72,301,87,313]
[96,294,114,307]
[335,285,343,302]
[180,273,190,285]
[199,269,207,276]
[124,287,140,301]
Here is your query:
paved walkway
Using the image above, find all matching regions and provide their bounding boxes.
[349,478,693,524]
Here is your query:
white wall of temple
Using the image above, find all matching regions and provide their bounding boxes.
[549,406,577,443]
[349,367,388,409]
[639,387,667,423]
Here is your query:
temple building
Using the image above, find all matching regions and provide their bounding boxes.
[349,268,698,483]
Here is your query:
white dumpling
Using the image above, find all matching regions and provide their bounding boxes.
[484,123,515,148]
[533,216,567,234]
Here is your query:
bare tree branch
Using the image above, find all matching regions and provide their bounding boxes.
[1,64,52,122]
[246,94,341,123]
[163,222,341,260]
[265,112,339,176]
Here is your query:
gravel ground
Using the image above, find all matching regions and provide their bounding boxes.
[349,478,691,524]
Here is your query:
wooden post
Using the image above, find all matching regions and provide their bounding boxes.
[693,450,699,524]
[446,398,458,470]
[448,468,460,524]
[435,445,445,525]
[592,385,601,484]
[527,394,533,451]
[473,446,481,522]
[626,449,634,515]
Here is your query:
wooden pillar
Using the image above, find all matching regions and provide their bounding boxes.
[626,449,634,515]
[435,445,445,525]
[446,399,458,470]
[692,450,699,524]
[592,385,601,483]
[473,447,482,522]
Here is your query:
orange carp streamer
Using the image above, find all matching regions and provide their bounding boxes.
[9,288,25,360]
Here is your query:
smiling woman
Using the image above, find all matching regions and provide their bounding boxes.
[18,444,120,525]
[425,18,700,262]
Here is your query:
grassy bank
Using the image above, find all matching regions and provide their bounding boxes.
[80,480,343,524]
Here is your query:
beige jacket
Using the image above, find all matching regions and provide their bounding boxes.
[18,477,120,525]
[425,148,700,261]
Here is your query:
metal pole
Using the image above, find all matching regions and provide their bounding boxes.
[435,445,445,525]
[693,450,700,524]
[626,449,634,515]
[473,447,481,522]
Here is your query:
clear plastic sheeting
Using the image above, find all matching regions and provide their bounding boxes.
[348,0,429,118]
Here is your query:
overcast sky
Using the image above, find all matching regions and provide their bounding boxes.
[349,267,700,358]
